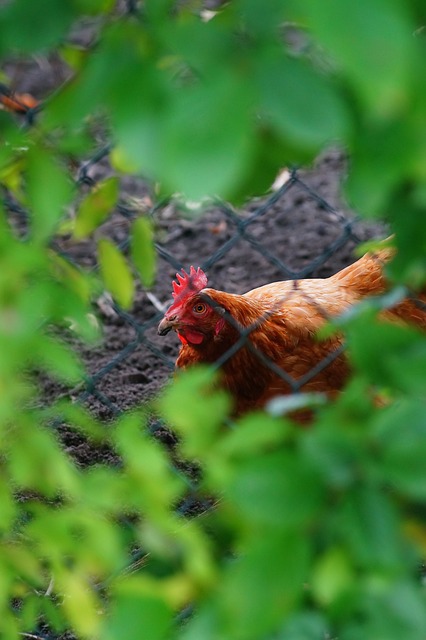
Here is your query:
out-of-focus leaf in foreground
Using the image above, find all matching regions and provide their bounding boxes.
[98,238,135,309]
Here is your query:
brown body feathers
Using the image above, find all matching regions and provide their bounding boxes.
[158,246,426,416]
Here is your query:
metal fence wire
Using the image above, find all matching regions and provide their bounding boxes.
[0,77,387,428]
[2,22,426,640]
[72,150,362,409]
[4,142,379,406]
[0,5,384,438]
[0,8,423,638]
[4,144,384,514]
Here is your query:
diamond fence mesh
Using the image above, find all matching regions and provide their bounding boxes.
[3,136,383,420]
[2,7,426,638]
[78,151,367,405]
[3,129,386,522]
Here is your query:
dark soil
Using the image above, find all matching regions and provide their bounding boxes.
[49,147,385,443]
[2,48,386,451]
[3,48,386,640]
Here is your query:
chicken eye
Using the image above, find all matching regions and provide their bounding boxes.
[193,303,206,314]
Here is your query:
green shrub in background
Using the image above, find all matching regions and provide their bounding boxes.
[0,0,425,638]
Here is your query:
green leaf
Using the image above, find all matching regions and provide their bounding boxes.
[75,177,119,238]
[236,0,287,36]
[345,120,415,215]
[158,367,232,457]
[144,0,175,23]
[20,595,40,634]
[231,125,313,202]
[162,71,255,198]
[49,253,92,304]
[374,400,426,499]
[311,547,354,606]
[119,68,255,199]
[342,581,426,640]
[131,217,156,288]
[39,598,66,634]
[114,412,184,511]
[46,22,140,129]
[222,532,311,639]
[215,412,290,459]
[110,146,141,174]
[9,424,79,497]
[180,602,222,640]
[59,43,88,72]
[164,12,234,76]
[387,193,426,286]
[0,477,16,532]
[0,0,77,54]
[227,450,325,528]
[336,485,404,570]
[345,313,426,394]
[98,238,135,309]
[299,0,415,116]
[27,146,73,242]
[105,582,172,640]
[1,543,42,588]
[43,399,106,441]
[277,612,329,640]
[59,570,101,637]
[73,0,115,14]
[257,53,350,149]
[302,406,366,488]
[34,336,84,384]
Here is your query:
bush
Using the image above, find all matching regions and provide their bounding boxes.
[0,0,425,638]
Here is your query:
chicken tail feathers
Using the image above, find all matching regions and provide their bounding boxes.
[331,245,395,298]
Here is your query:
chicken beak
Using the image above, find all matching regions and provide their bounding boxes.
[158,316,176,336]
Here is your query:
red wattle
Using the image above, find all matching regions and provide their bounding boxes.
[178,329,204,345]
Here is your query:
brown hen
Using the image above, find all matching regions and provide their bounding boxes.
[158,247,426,416]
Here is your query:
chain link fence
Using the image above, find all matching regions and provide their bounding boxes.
[2,6,426,638]
[6,90,424,640]
[0,5,386,435]
[2,79,393,508]
[68,158,358,402]
[3,138,381,416]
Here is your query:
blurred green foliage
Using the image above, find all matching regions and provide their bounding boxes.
[0,0,426,639]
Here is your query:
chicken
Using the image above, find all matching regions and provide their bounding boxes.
[158,248,426,416]
[0,83,39,115]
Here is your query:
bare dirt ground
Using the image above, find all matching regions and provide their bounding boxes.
[45,146,384,462]
[3,50,386,639]
[2,53,386,441]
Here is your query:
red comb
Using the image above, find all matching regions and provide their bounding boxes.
[172,266,208,300]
